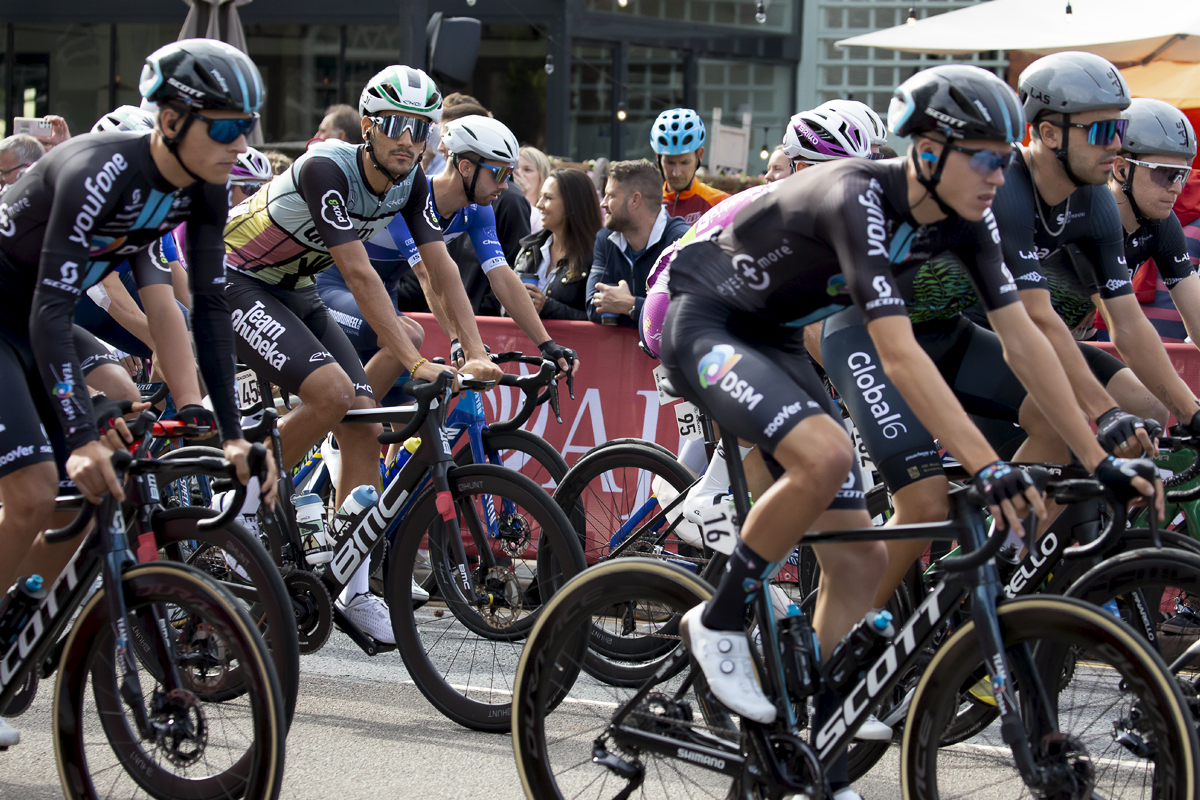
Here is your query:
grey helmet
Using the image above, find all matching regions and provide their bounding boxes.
[1121,98,1197,160]
[1018,51,1130,122]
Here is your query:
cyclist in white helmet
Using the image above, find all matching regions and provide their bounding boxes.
[818,99,888,155]
[781,106,874,169]
[229,146,273,206]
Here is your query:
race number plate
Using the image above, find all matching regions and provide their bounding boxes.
[698,503,737,555]
[235,369,262,409]
[674,401,702,441]
[652,364,677,406]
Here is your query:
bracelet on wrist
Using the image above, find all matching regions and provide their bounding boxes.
[410,357,429,375]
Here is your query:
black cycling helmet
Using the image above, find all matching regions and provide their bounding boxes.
[139,38,264,114]
[1018,51,1129,186]
[888,65,1024,215]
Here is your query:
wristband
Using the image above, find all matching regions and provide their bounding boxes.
[410,357,429,375]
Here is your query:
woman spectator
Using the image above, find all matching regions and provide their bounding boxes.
[516,145,552,231]
[513,168,601,320]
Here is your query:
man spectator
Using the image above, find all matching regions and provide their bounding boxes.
[652,108,729,223]
[0,134,45,186]
[589,159,688,327]
[315,103,363,144]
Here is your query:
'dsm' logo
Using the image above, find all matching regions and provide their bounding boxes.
[698,344,741,388]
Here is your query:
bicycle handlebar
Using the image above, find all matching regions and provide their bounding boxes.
[377,370,456,445]
[490,358,559,432]
[938,467,1053,572]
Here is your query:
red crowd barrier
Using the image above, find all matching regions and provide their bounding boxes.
[1084,342,1200,427]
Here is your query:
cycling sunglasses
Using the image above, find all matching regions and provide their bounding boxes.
[191,111,259,144]
[1125,157,1191,189]
[231,180,267,197]
[473,159,513,185]
[368,114,432,143]
[949,143,1015,175]
[1056,117,1129,146]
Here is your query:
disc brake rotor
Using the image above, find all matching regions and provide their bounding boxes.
[152,687,208,767]
[497,512,533,558]
[478,566,523,627]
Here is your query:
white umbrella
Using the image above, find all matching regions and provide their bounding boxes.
[836,0,1200,65]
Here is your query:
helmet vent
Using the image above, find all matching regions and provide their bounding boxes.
[404,67,422,89]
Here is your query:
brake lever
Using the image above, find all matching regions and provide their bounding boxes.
[565,369,575,401]
[549,380,562,424]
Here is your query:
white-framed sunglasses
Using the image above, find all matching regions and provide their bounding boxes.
[1124,157,1191,189]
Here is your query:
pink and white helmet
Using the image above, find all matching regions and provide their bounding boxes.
[819,99,888,147]
[781,107,872,163]
[231,147,272,181]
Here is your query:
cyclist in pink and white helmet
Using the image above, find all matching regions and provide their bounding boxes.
[780,106,873,169]
[229,146,273,206]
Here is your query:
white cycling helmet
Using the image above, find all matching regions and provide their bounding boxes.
[231,147,273,181]
[781,108,872,162]
[359,65,442,122]
[92,105,155,134]
[819,99,888,146]
[442,115,520,168]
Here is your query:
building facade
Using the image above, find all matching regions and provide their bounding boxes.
[0,0,801,172]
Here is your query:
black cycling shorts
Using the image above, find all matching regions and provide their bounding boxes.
[659,292,865,511]
[225,271,373,400]
[821,310,1027,493]
[1079,341,1127,386]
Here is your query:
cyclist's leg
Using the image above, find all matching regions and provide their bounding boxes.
[321,279,424,399]
[76,326,140,404]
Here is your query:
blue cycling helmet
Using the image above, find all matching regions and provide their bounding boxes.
[651,108,706,155]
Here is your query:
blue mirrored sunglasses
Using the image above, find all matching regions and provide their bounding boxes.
[368,114,432,143]
[1058,117,1129,146]
[949,144,1015,175]
[473,160,513,185]
[192,112,259,144]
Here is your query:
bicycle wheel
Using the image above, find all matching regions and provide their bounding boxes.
[902,596,1198,799]
[155,506,300,728]
[54,562,285,800]
[387,464,586,732]
[454,428,569,493]
[512,558,753,800]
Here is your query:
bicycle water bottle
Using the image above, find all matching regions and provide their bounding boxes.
[0,575,46,649]
[779,603,819,697]
[329,484,380,547]
[824,608,895,692]
[294,492,332,565]
[383,437,421,484]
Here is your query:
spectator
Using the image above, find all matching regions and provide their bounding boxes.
[516,145,552,231]
[513,168,602,320]
[444,92,483,109]
[589,159,689,327]
[261,149,293,175]
[434,102,490,163]
[0,135,44,186]
[315,103,363,144]
[764,145,790,183]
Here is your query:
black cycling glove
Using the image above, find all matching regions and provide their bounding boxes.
[90,393,132,436]
[449,338,490,366]
[1096,407,1148,454]
[1181,409,1200,439]
[538,339,578,397]
[1093,454,1158,505]
[176,404,218,433]
[972,460,1035,510]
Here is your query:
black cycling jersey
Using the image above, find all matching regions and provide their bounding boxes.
[992,150,1132,328]
[0,130,239,449]
[1117,211,1193,286]
[668,158,1019,330]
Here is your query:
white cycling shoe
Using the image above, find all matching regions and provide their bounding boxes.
[411,577,430,603]
[682,487,727,526]
[0,717,19,748]
[786,787,863,800]
[854,714,893,741]
[337,592,395,644]
[321,434,342,486]
[651,475,703,547]
[681,604,776,723]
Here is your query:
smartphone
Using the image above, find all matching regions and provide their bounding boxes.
[12,117,52,137]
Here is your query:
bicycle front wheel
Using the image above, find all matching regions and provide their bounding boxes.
[902,596,1198,799]
[54,562,285,800]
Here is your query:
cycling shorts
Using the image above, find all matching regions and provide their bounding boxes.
[225,271,373,400]
[821,311,1027,493]
[317,280,403,360]
[659,292,865,511]
[0,324,116,481]
[1079,341,1127,386]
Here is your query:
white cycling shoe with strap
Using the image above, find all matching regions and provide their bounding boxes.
[337,592,396,645]
[681,603,776,723]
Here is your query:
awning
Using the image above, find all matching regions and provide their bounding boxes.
[1123,61,1200,108]
[835,0,1200,66]
[179,0,262,144]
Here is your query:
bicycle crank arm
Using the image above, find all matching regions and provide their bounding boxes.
[331,604,396,657]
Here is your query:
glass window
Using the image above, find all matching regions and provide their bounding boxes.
[624,46,684,162]
[8,24,109,140]
[586,0,793,32]
[459,25,548,151]
[244,24,342,143]
[570,44,613,163]
[697,58,791,174]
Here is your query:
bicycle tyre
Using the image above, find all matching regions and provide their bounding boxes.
[54,562,285,800]
[154,506,300,727]
[901,596,1198,799]
[386,464,586,732]
[454,427,569,490]
[512,559,717,800]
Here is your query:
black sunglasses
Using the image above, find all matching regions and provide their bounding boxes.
[948,143,1015,175]
[368,114,432,143]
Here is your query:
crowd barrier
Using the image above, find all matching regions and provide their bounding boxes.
[1085,342,1200,427]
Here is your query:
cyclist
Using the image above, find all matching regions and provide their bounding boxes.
[321,113,578,400]
[0,40,278,747]
[818,99,889,156]
[661,65,1156,800]
[229,145,273,207]
[651,108,730,224]
[223,64,502,642]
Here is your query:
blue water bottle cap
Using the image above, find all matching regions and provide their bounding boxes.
[352,485,379,506]
[293,492,323,508]
[785,603,802,617]
[25,575,43,592]
[872,609,893,630]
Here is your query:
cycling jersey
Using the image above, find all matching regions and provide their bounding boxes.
[0,130,238,450]
[363,178,508,273]
[668,158,1019,331]
[1120,212,1193,285]
[224,139,442,289]
[991,150,1131,329]
[663,178,730,225]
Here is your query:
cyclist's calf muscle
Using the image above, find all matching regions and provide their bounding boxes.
[0,462,58,591]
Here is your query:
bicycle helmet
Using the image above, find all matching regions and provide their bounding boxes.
[231,147,273,181]
[889,64,1025,215]
[781,108,872,162]
[820,99,888,147]
[359,65,442,123]
[139,38,263,113]
[651,108,706,155]
[92,105,155,134]
[1121,98,1197,160]
[442,115,519,167]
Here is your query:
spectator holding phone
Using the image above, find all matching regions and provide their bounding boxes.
[0,135,44,186]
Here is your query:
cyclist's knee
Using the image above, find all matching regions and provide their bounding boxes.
[774,415,854,495]
[85,364,140,403]
[399,316,424,349]
[298,365,356,419]
[815,539,888,586]
[891,478,950,524]
[0,464,57,532]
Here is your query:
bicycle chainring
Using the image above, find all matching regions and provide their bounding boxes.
[283,568,333,654]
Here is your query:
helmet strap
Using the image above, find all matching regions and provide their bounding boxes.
[458,156,484,205]
[159,109,208,185]
[365,128,407,188]
[1051,114,1088,188]
[1118,161,1154,227]
[911,138,956,217]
